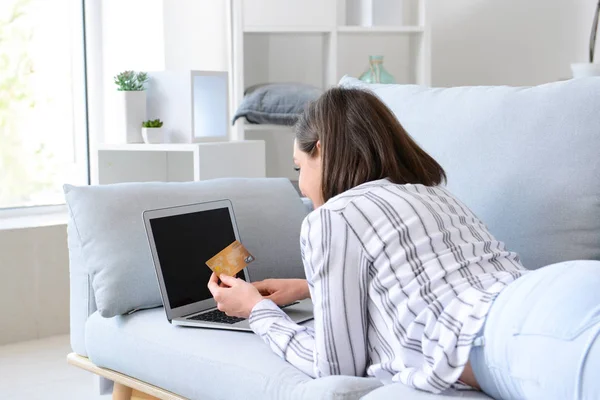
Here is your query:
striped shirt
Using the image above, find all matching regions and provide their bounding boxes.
[249,179,526,393]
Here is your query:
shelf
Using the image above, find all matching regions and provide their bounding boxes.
[337,26,424,34]
[243,124,294,132]
[244,26,334,33]
[98,143,201,152]
[97,141,263,152]
[232,1,432,178]
[96,141,266,184]
[243,26,424,35]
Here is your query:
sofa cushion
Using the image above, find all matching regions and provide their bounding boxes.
[85,308,487,399]
[361,384,490,399]
[84,308,383,400]
[341,77,600,269]
[64,178,308,318]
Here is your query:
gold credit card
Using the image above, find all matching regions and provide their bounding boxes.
[205,240,255,278]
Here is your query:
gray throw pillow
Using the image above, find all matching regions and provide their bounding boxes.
[64,178,308,318]
[232,83,322,126]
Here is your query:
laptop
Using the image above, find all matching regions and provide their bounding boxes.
[142,199,314,331]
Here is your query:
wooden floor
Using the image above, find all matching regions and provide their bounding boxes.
[67,353,185,400]
[0,335,106,400]
[1,334,187,400]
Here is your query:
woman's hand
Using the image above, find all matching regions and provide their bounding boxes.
[252,279,310,306]
[207,273,264,319]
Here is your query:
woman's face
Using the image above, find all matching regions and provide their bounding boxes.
[293,140,324,208]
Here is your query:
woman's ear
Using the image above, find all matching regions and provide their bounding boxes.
[315,140,321,156]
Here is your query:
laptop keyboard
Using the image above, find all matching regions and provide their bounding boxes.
[188,302,301,325]
[189,309,245,324]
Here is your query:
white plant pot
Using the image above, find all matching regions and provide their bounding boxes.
[142,127,166,144]
[115,91,146,143]
[571,63,600,78]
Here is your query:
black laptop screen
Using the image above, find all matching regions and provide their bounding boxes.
[149,207,245,309]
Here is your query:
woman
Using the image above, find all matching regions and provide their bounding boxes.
[208,88,600,399]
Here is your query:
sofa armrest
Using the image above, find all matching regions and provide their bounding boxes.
[66,200,96,357]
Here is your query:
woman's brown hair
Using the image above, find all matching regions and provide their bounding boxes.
[295,87,446,203]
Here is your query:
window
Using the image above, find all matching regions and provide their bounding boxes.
[0,0,88,210]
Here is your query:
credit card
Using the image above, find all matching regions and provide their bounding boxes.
[205,240,255,278]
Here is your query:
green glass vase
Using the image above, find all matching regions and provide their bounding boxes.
[359,56,396,84]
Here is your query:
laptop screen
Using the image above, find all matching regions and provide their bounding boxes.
[149,207,245,309]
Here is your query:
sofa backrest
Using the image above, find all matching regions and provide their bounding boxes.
[341,77,600,270]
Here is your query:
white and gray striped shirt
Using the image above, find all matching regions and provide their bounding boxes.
[249,179,526,393]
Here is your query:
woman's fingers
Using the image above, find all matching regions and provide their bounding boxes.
[207,273,219,290]
[265,293,283,304]
[207,273,221,298]
[252,280,275,295]
[219,274,237,287]
[252,280,269,290]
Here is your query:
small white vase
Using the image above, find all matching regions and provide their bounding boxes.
[116,91,146,143]
[142,127,166,144]
[571,63,600,78]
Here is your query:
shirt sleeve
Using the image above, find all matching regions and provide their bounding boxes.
[249,207,368,378]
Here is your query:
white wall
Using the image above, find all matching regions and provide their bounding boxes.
[430,0,592,87]
[237,1,594,90]
[100,0,228,75]
[0,225,69,345]
[100,0,229,145]
[233,1,595,90]
[162,0,229,71]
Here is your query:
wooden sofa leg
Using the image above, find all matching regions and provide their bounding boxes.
[112,382,133,400]
[113,382,161,400]
[131,389,161,400]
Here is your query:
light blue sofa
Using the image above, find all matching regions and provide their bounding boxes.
[66,78,600,399]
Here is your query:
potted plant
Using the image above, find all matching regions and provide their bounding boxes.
[572,1,600,77]
[141,119,165,144]
[114,71,149,143]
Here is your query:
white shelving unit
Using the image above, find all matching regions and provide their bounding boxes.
[229,0,431,180]
[244,124,294,132]
[336,26,425,33]
[95,141,266,185]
